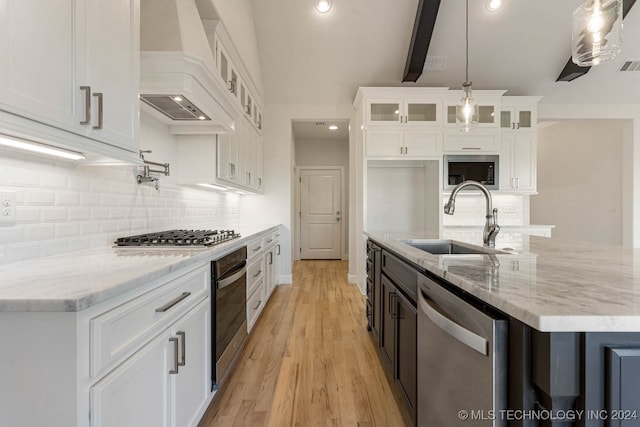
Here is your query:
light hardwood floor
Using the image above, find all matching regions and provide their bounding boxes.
[198,260,409,426]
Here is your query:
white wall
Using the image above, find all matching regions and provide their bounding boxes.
[240,103,353,280]
[538,104,640,247]
[295,138,349,258]
[0,113,242,265]
[530,120,624,245]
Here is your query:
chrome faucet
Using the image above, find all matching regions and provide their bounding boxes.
[444,180,501,247]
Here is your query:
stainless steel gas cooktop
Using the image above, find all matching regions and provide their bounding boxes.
[114,229,240,247]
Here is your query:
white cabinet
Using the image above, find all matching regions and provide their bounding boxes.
[0,0,139,160]
[498,97,540,193]
[91,298,209,427]
[366,128,441,158]
[264,232,280,299]
[246,236,265,332]
[216,131,239,184]
[366,98,441,126]
[90,328,171,427]
[500,133,537,192]
[443,130,499,153]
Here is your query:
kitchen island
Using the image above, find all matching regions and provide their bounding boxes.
[366,231,640,427]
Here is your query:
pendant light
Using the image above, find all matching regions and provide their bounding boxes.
[456,0,478,132]
[314,0,332,13]
[572,0,623,66]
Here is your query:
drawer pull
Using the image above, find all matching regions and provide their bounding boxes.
[177,331,186,367]
[169,337,179,374]
[253,270,262,278]
[155,292,191,313]
[252,246,262,252]
[461,147,481,150]
[253,300,262,310]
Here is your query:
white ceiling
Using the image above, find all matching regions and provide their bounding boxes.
[292,120,349,141]
[250,0,640,108]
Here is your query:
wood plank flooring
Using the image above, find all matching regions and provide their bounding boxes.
[198,260,409,427]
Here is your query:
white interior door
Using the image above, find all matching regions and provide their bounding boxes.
[300,169,341,259]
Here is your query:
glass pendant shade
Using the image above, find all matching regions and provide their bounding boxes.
[314,0,332,13]
[456,83,478,132]
[572,0,623,66]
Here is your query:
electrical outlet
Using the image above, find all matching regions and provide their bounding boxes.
[384,204,390,213]
[0,191,16,225]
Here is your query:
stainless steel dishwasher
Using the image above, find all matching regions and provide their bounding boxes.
[417,274,507,426]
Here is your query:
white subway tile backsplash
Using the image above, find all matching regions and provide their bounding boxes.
[24,189,55,205]
[56,191,80,206]
[40,172,68,189]
[26,224,56,241]
[41,207,68,222]
[0,156,242,265]
[3,166,40,187]
[15,207,40,223]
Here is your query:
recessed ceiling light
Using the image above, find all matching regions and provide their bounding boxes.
[328,125,338,130]
[314,0,332,13]
[487,0,504,12]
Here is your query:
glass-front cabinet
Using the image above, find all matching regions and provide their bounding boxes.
[445,104,498,127]
[500,108,534,131]
[367,99,441,126]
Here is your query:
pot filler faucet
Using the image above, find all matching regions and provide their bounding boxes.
[444,180,501,248]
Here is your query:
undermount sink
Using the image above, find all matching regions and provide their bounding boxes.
[401,239,511,255]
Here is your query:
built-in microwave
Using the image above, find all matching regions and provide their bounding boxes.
[444,155,499,190]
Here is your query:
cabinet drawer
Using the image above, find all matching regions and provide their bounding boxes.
[264,232,277,248]
[381,250,418,303]
[90,264,208,378]
[443,134,498,152]
[247,257,264,296]
[247,278,265,332]
[247,238,264,260]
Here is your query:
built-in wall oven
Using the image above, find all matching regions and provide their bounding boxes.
[211,246,247,391]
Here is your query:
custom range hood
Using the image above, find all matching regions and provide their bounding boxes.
[140,0,239,133]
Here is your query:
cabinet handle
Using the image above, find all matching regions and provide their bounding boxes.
[253,246,262,252]
[516,177,520,188]
[92,93,103,129]
[229,163,235,179]
[516,122,520,130]
[177,331,186,367]
[512,122,516,130]
[276,244,280,255]
[253,270,262,278]
[267,239,273,243]
[462,147,481,150]
[400,146,403,155]
[80,86,91,125]
[155,292,191,313]
[253,300,262,310]
[169,337,179,374]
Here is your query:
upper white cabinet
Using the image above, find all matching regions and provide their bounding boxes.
[500,97,540,132]
[443,90,503,128]
[0,0,140,162]
[499,96,541,193]
[366,98,441,126]
[366,128,441,158]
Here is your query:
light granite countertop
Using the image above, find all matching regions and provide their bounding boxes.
[0,225,280,312]
[366,231,640,333]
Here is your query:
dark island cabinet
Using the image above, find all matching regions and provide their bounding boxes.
[367,241,417,424]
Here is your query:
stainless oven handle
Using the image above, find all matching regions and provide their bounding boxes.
[217,267,247,290]
[418,290,488,356]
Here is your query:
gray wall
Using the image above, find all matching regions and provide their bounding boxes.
[531,120,624,245]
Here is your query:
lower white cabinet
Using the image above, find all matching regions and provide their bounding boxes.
[90,285,210,427]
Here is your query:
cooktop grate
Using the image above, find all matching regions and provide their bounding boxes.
[114,229,240,247]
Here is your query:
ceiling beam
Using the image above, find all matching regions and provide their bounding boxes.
[557,0,637,82]
[402,0,442,82]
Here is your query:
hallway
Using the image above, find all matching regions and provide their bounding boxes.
[198,260,408,426]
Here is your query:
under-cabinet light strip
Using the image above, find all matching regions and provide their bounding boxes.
[0,135,85,161]
[197,183,228,191]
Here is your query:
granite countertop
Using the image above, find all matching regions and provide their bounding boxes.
[0,225,280,312]
[366,231,640,333]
